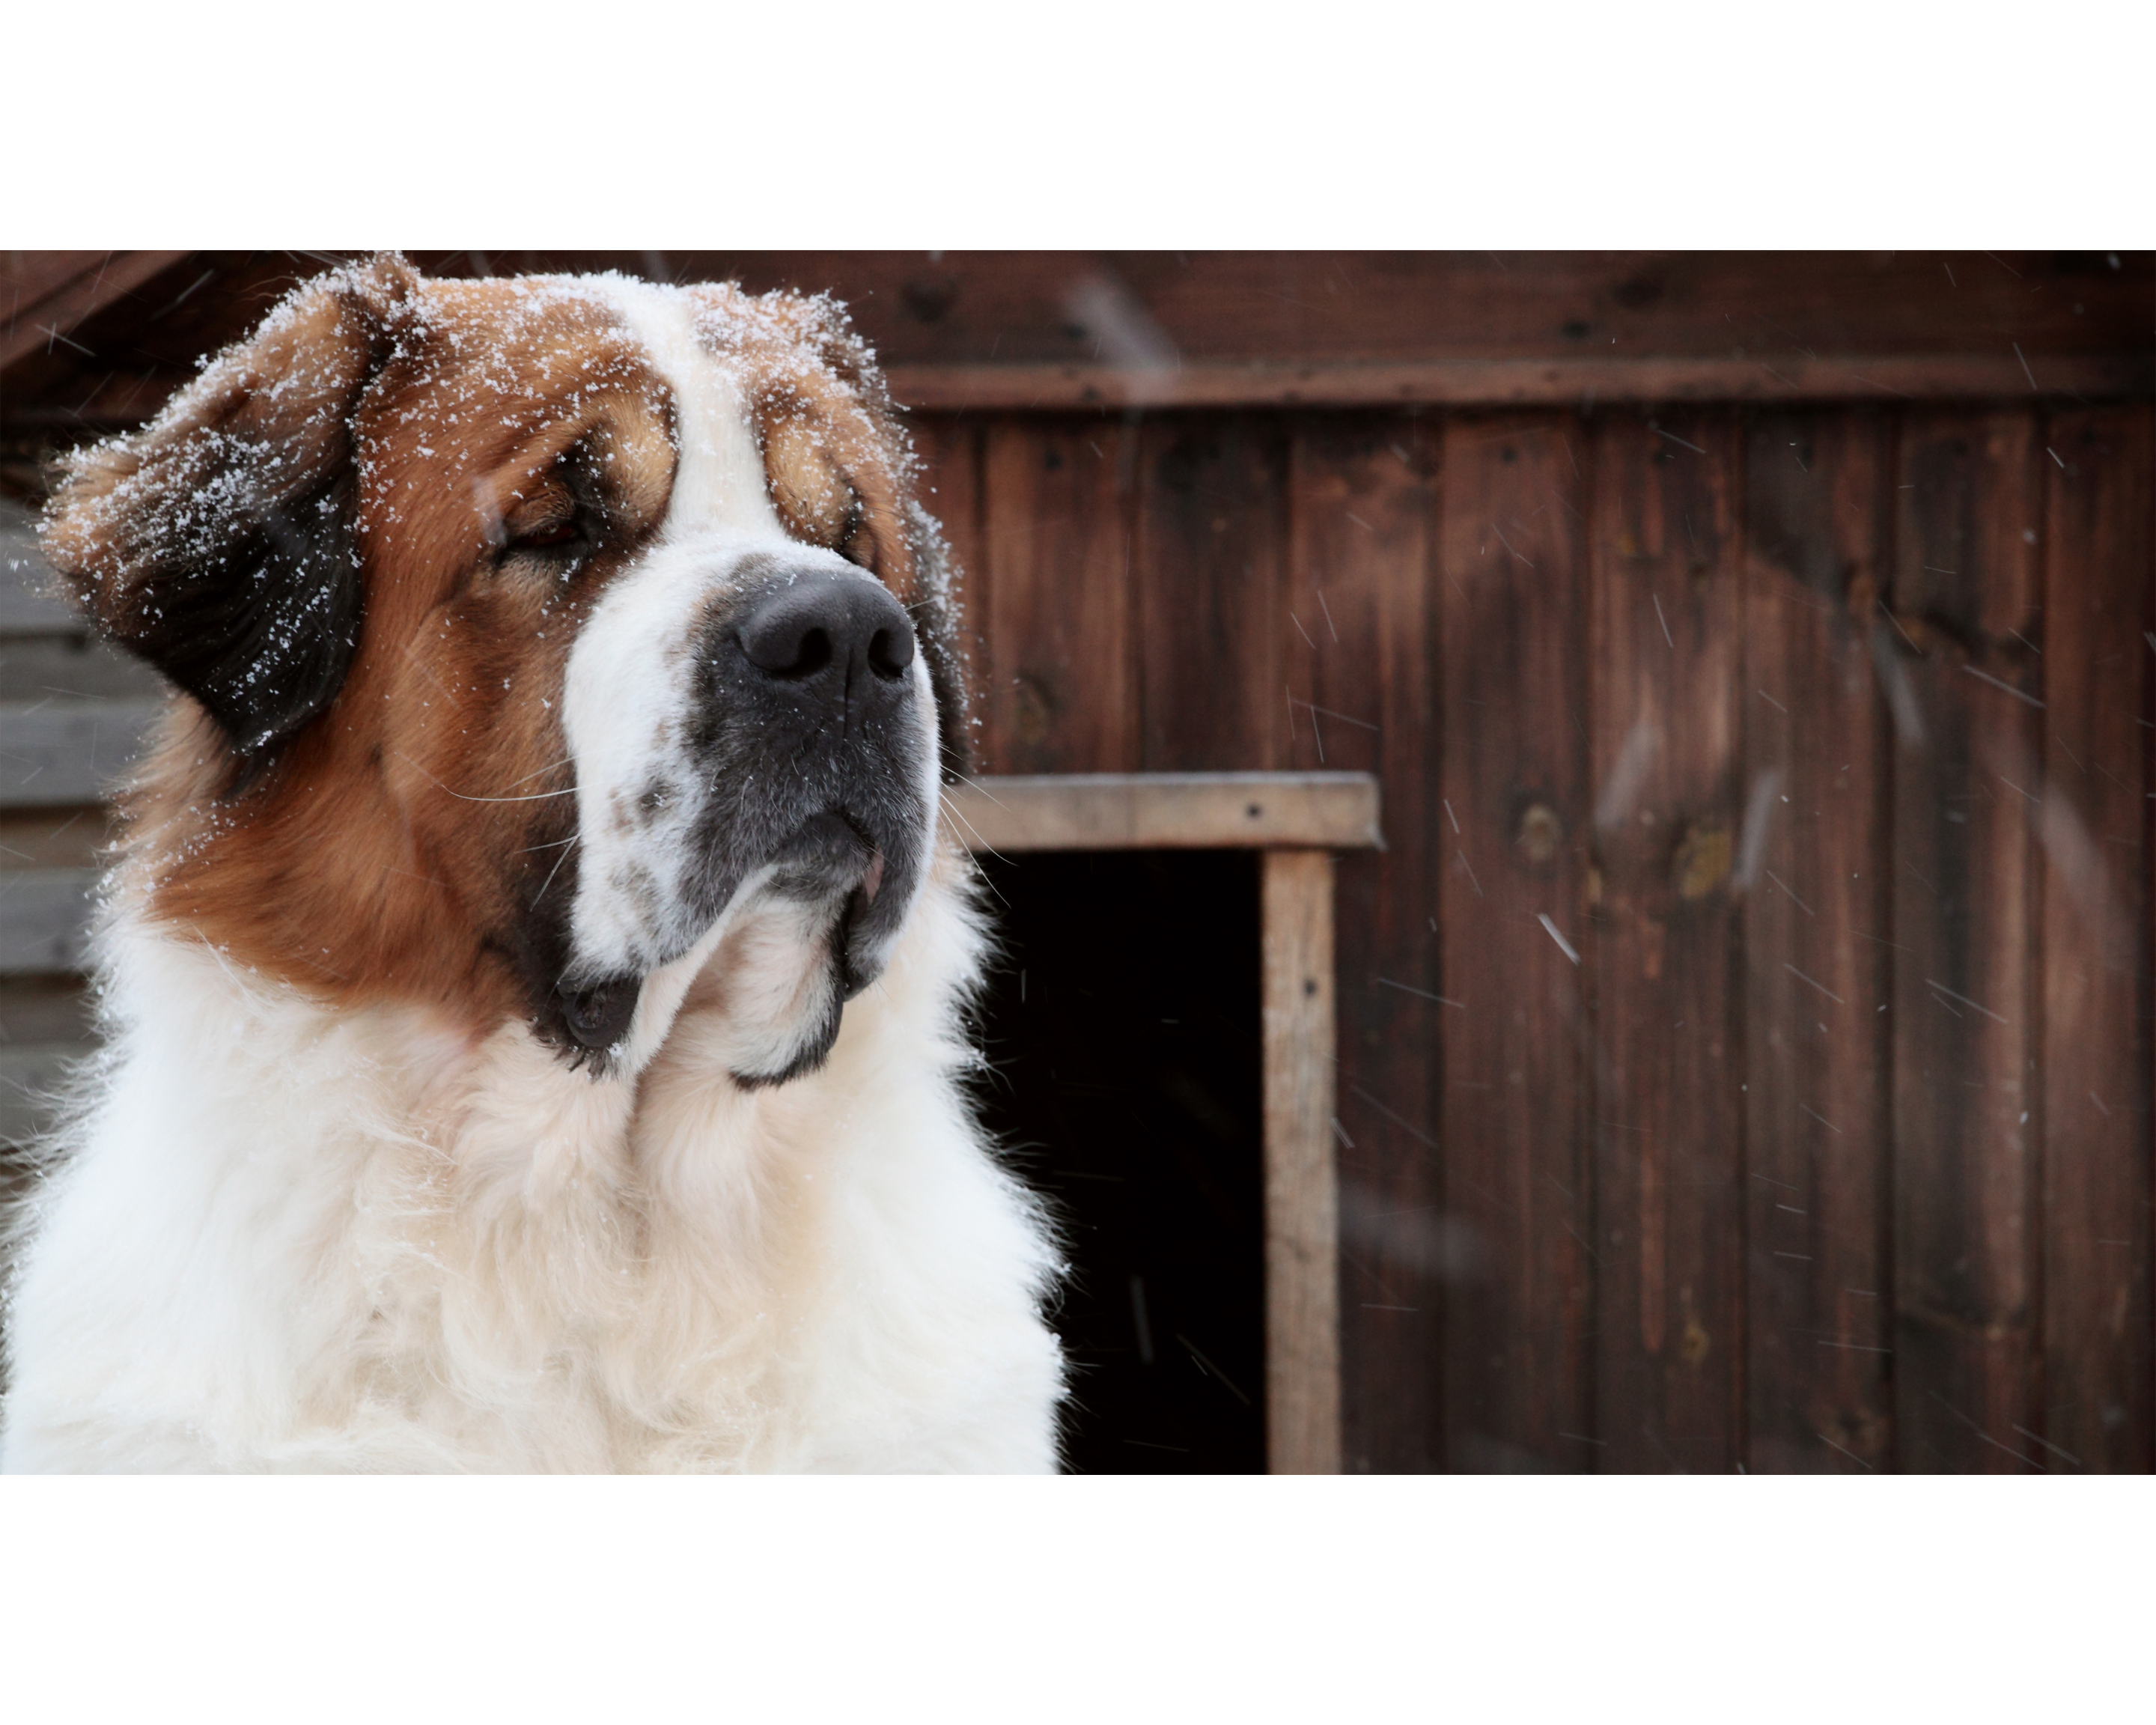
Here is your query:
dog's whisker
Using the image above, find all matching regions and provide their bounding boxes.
[937,794,1011,867]
[532,830,582,905]
[500,754,576,789]
[389,749,579,802]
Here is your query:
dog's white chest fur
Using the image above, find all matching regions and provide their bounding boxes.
[1,865,1063,1473]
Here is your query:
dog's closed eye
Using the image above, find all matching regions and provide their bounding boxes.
[496,466,597,569]
[508,518,580,551]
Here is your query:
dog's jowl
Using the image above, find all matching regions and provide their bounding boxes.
[0,257,1065,1472]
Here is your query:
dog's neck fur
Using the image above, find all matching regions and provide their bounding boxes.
[1,847,1063,1473]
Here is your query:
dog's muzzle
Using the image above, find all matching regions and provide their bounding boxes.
[552,558,935,1066]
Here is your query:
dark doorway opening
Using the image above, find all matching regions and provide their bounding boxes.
[970,849,1266,1473]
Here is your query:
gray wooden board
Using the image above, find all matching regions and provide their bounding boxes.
[0,1042,91,1146]
[0,701,161,807]
[0,868,98,975]
[0,636,165,704]
[0,499,77,636]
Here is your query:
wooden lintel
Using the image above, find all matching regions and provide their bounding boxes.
[943,771,1382,854]
[18,353,2152,433]
[886,353,2154,413]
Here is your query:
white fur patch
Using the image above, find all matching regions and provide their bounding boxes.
[2,852,1062,1472]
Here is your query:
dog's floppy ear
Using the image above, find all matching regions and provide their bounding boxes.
[902,498,973,782]
[40,253,421,779]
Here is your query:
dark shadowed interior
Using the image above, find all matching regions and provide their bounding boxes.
[969,850,1265,1473]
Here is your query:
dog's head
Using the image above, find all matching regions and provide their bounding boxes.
[40,255,967,1080]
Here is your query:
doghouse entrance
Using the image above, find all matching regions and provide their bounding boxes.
[972,850,1265,1473]
[948,769,1380,1473]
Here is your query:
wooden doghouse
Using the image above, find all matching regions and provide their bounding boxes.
[2,251,2151,1472]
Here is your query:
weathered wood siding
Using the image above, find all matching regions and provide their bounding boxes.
[917,398,2155,1473]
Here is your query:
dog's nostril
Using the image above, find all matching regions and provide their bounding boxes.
[868,626,913,681]
[734,568,916,696]
[740,618,834,680]
[788,627,832,678]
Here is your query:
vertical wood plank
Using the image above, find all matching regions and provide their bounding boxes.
[1437,413,1594,1470]
[977,418,1139,775]
[1587,410,1747,1472]
[2038,404,2154,1473]
[909,413,984,594]
[1136,416,1288,771]
[1287,416,1442,1471]
[1741,410,1895,1472]
[907,414,986,770]
[1891,408,2044,1472]
[1261,848,1342,1473]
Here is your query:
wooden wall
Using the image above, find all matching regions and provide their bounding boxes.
[914,400,2155,1473]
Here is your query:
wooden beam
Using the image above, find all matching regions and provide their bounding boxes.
[13,252,2153,428]
[24,350,2156,433]
[943,771,1381,853]
[1260,848,1342,1473]
[397,250,2152,383]
[0,252,191,374]
[884,353,2153,413]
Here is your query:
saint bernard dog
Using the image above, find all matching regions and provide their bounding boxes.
[0,255,1065,1471]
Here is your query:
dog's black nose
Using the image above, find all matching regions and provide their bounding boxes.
[737,569,915,708]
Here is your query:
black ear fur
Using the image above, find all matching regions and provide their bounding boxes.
[903,498,973,783]
[39,253,420,782]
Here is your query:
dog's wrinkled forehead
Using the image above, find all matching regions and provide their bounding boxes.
[349,273,906,579]
[585,282,783,544]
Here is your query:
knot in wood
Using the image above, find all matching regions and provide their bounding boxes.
[1674,820,1732,900]
[1515,802,1563,864]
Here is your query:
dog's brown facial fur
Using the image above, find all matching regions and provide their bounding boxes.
[39,256,966,1046]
